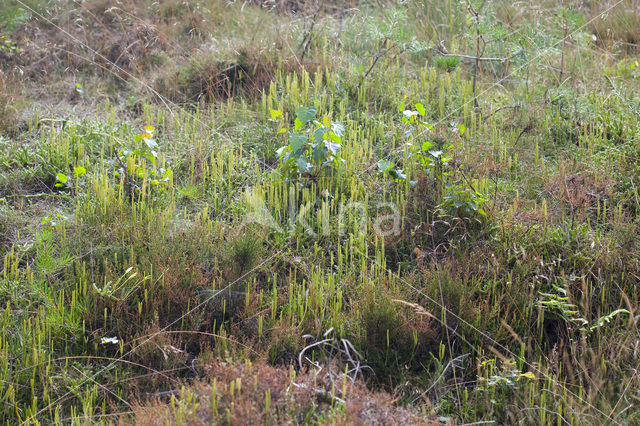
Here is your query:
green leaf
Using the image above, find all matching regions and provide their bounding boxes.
[56,173,68,184]
[398,99,405,113]
[590,309,630,331]
[289,133,307,154]
[144,138,158,150]
[268,108,282,121]
[143,152,155,163]
[451,121,465,135]
[421,141,434,151]
[420,121,434,131]
[331,122,345,137]
[390,168,406,180]
[377,160,393,173]
[314,127,327,144]
[73,166,86,177]
[295,157,311,173]
[325,141,341,155]
[415,103,426,117]
[403,110,419,121]
[312,144,327,164]
[161,168,173,181]
[296,106,317,125]
[328,132,341,144]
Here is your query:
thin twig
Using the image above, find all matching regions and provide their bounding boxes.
[299,8,320,61]
[466,0,486,111]
[411,353,469,403]
[360,36,391,86]
[484,103,521,120]
[114,148,133,199]
[434,50,518,62]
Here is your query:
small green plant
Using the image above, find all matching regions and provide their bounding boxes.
[0,33,22,56]
[538,283,631,334]
[399,105,486,219]
[376,103,429,185]
[439,182,486,218]
[34,227,73,277]
[400,104,450,178]
[537,283,588,330]
[55,165,87,193]
[377,159,406,180]
[410,134,452,184]
[115,125,173,196]
[476,358,535,390]
[433,55,460,71]
[92,266,145,301]
[274,106,344,182]
[615,58,639,79]
[41,212,66,228]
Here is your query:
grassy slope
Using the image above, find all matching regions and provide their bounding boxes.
[1,0,639,424]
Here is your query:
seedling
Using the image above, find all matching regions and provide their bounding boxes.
[0,33,22,56]
[274,106,344,182]
[115,125,173,197]
[55,165,87,195]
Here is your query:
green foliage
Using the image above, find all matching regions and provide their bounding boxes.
[440,183,486,218]
[409,135,452,182]
[537,283,588,329]
[274,106,344,182]
[394,104,486,220]
[115,125,173,196]
[54,166,86,192]
[377,159,406,180]
[613,58,640,80]
[0,3,31,32]
[91,266,145,301]
[476,358,535,390]
[34,227,73,277]
[538,283,631,334]
[0,33,22,56]
[433,55,460,71]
